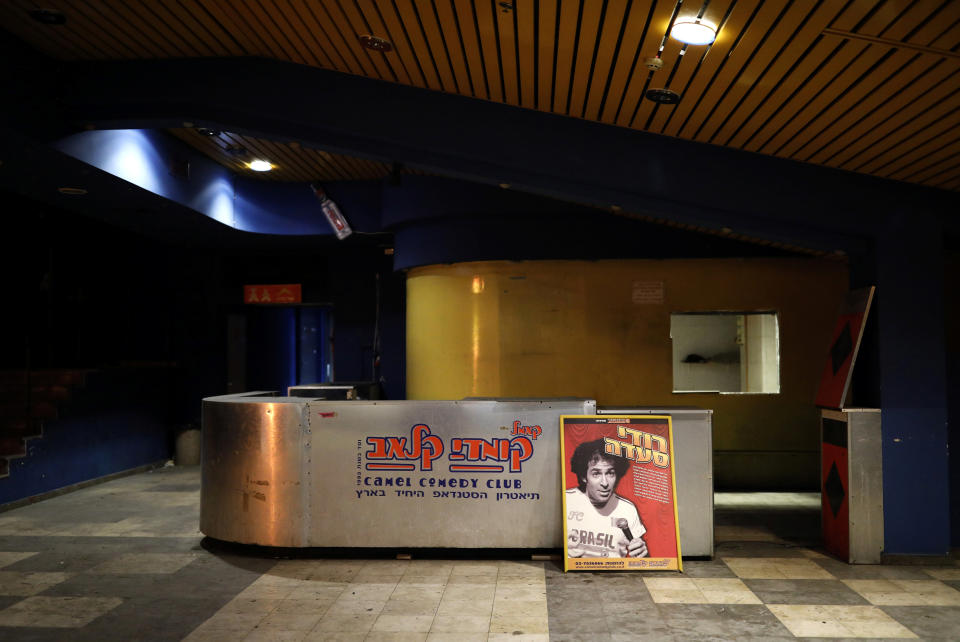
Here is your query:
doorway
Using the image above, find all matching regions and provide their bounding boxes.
[226,304,333,394]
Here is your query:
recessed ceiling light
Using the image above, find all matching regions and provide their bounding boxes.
[645,88,680,104]
[28,8,66,25]
[196,127,221,136]
[671,20,717,45]
[247,160,273,172]
[58,187,87,195]
[359,34,393,52]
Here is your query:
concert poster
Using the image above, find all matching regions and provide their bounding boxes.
[560,415,681,572]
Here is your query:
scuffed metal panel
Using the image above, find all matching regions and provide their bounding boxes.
[599,407,714,557]
[200,398,308,547]
[201,395,592,548]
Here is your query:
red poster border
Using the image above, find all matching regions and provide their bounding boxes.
[560,415,682,572]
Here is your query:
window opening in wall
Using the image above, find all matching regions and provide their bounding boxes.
[671,311,780,394]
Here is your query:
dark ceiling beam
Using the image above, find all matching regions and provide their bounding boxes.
[10,55,943,256]
[51,57,960,254]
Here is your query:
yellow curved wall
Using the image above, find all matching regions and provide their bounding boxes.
[406,258,848,489]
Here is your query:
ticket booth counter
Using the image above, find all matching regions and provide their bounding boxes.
[200,393,714,556]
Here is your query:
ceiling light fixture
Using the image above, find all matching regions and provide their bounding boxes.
[359,35,393,52]
[28,8,66,25]
[645,88,680,104]
[671,20,717,45]
[247,160,273,172]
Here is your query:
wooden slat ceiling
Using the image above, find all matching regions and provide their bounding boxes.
[168,128,415,182]
[1,0,958,191]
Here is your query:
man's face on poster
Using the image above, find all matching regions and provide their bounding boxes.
[583,456,618,508]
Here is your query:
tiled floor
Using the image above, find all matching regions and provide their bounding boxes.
[0,469,957,640]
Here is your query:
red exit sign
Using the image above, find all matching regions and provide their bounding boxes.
[244,284,302,304]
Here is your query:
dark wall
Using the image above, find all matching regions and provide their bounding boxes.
[217,241,404,399]
[0,189,405,503]
[1,189,406,404]
[946,249,960,547]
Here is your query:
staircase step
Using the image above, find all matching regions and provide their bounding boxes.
[0,418,42,439]
[0,436,26,459]
[0,370,88,388]
[0,384,73,403]
[0,401,57,420]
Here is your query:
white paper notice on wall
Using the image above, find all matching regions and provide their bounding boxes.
[632,281,664,305]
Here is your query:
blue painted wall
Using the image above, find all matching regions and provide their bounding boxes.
[875,215,950,554]
[0,368,173,505]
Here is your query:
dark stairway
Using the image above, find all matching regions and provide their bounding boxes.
[0,370,87,479]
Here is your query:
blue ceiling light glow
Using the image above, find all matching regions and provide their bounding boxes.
[56,129,163,193]
[52,129,366,236]
[105,130,162,192]
[55,129,241,229]
[194,176,235,227]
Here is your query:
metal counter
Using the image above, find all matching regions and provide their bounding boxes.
[821,408,883,564]
[598,407,714,558]
[201,395,714,555]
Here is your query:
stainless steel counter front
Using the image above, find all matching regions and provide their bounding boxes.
[201,395,714,555]
[599,407,714,558]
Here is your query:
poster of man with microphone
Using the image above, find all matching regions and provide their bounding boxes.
[560,415,681,571]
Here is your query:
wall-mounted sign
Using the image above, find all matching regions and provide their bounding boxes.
[632,280,664,305]
[244,284,302,304]
[560,415,681,571]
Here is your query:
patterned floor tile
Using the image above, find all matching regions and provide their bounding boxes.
[925,567,960,580]
[310,612,379,633]
[656,603,793,639]
[723,557,835,579]
[302,632,366,642]
[815,557,935,580]
[39,572,162,599]
[257,610,324,631]
[0,596,123,628]
[370,613,434,632]
[880,605,960,639]
[390,585,444,602]
[842,579,960,606]
[714,525,785,543]
[743,578,870,605]
[429,614,489,632]
[714,542,808,558]
[643,577,761,604]
[365,632,427,642]
[425,632,487,642]
[86,552,197,574]
[0,552,37,569]
[439,583,495,602]
[767,604,918,638]
[680,559,737,578]
[0,571,71,596]
[242,628,310,641]
[380,599,440,615]
[435,598,493,616]
[5,470,960,641]
[487,613,549,634]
